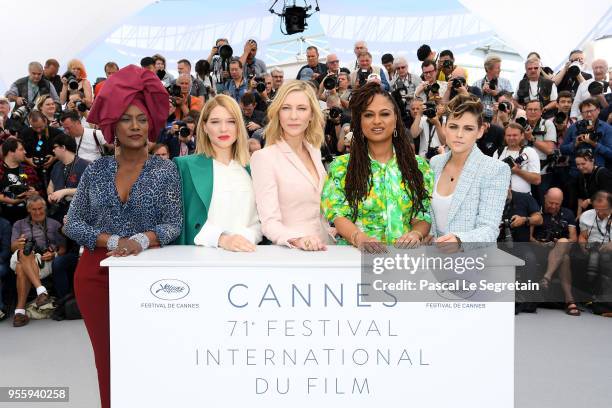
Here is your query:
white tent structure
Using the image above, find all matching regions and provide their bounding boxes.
[0,0,610,93]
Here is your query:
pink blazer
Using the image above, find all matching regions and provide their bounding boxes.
[250,139,329,246]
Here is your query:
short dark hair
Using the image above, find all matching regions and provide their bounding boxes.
[140,57,155,68]
[439,49,454,60]
[177,59,191,68]
[229,58,243,69]
[557,90,573,102]
[448,94,484,127]
[306,46,319,54]
[569,49,583,58]
[416,44,431,62]
[104,61,119,72]
[579,97,601,112]
[381,53,394,64]
[60,110,80,123]
[240,92,256,106]
[495,90,513,101]
[575,149,594,161]
[28,110,47,124]
[44,59,59,68]
[53,133,77,153]
[421,59,436,70]
[152,54,166,65]
[2,138,22,157]
[591,190,612,207]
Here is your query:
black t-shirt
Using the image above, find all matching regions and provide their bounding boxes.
[20,126,64,159]
[322,113,350,161]
[243,110,266,137]
[499,192,541,242]
[477,124,505,157]
[0,165,27,224]
[576,166,612,200]
[557,71,592,94]
[534,207,576,241]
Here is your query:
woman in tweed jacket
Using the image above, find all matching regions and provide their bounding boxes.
[429,95,511,243]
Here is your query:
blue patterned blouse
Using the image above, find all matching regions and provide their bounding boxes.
[64,156,183,250]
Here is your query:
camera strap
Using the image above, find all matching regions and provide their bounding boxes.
[426,123,437,150]
[26,217,49,250]
[92,130,105,156]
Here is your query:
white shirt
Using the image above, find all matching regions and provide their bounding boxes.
[75,127,107,162]
[432,177,454,236]
[194,159,262,247]
[529,80,558,102]
[493,146,540,193]
[579,209,611,244]
[417,116,445,157]
[530,119,557,164]
[571,78,609,119]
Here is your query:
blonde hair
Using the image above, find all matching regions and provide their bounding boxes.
[195,94,250,167]
[264,80,324,148]
[67,59,88,79]
[484,55,501,71]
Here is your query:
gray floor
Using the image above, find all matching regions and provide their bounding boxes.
[0,309,610,408]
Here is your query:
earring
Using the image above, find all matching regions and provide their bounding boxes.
[393,128,398,138]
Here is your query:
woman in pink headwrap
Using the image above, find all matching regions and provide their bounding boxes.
[64,65,183,408]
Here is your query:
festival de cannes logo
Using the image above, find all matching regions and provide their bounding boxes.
[150,279,190,301]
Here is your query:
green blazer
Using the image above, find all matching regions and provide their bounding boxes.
[173,154,250,245]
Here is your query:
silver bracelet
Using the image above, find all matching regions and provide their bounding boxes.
[107,235,120,251]
[129,233,150,251]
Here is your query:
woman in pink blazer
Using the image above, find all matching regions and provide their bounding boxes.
[250,80,330,251]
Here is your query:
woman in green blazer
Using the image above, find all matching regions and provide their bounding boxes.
[174,95,262,251]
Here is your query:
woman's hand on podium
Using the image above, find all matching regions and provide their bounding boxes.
[290,235,327,251]
[107,238,143,257]
[356,233,387,254]
[218,234,257,252]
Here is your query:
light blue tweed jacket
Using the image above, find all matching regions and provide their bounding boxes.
[429,145,511,242]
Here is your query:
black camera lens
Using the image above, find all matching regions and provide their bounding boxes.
[452,78,462,89]
[219,44,233,60]
[554,111,566,124]
[329,106,342,119]
[256,81,266,93]
[323,75,338,91]
[567,65,580,78]
[515,117,527,129]
[167,84,182,97]
[423,102,437,119]
[75,101,87,113]
[488,78,498,90]
[179,126,190,137]
[498,101,512,113]
[429,83,440,93]
[442,60,453,69]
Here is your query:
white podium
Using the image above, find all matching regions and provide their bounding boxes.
[103,245,522,407]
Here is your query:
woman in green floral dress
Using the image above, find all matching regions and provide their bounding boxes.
[321,82,434,252]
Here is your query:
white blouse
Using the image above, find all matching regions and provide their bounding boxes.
[194,159,262,247]
[432,177,454,236]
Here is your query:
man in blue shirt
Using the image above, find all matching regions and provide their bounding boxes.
[561,98,612,178]
[224,59,248,103]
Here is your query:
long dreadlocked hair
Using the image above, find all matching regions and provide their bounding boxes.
[345,82,429,222]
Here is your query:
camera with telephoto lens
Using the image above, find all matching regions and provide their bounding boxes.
[424,82,440,95]
[567,62,581,78]
[547,148,569,168]
[498,101,512,113]
[451,77,465,90]
[488,78,498,90]
[537,217,569,243]
[502,152,527,169]
[32,156,47,167]
[423,101,437,119]
[357,69,370,86]
[425,147,440,160]
[323,74,338,91]
[575,119,602,143]
[442,60,453,70]
[75,100,87,113]
[63,72,79,91]
[328,106,342,120]
[7,184,29,198]
[554,111,567,125]
[174,120,190,137]
[11,103,34,123]
[22,238,39,256]
[166,84,182,98]
[501,218,513,244]
[515,117,528,130]
[253,76,266,93]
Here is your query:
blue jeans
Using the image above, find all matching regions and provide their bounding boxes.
[0,262,9,310]
[51,253,79,299]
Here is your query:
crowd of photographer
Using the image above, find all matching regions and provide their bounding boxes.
[0,37,611,325]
